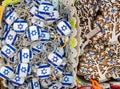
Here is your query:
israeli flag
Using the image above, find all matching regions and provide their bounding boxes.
[11,75,25,86]
[62,73,74,86]
[1,44,16,59]
[5,11,18,26]
[56,20,72,36]
[13,19,28,34]
[32,44,45,54]
[18,48,33,63]
[36,64,51,79]
[16,63,31,78]
[40,30,50,42]
[26,26,41,41]
[32,18,45,28]
[49,83,63,89]
[30,6,39,16]
[29,78,42,89]
[3,30,18,45]
[39,1,54,15]
[48,52,63,67]
[4,24,10,32]
[0,66,15,80]
[54,67,63,77]
[47,10,59,25]
[33,14,45,21]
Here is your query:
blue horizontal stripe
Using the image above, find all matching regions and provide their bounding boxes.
[29,50,33,59]
[15,30,25,33]
[39,12,50,15]
[27,64,31,76]
[5,11,13,19]
[20,50,22,63]
[4,24,9,32]
[48,59,57,67]
[6,44,16,52]
[41,30,48,32]
[30,79,34,89]
[5,66,14,71]
[3,30,10,40]
[34,0,40,5]
[11,81,22,86]
[62,83,72,86]
[37,26,41,39]
[39,75,49,78]
[53,52,63,59]
[42,2,53,6]
[39,65,50,68]
[56,27,65,36]
[27,28,31,41]
[63,21,71,30]
[40,39,49,41]
[35,14,45,20]
[12,35,17,45]
[57,67,63,71]
[32,48,40,53]
[1,51,9,59]
[65,74,72,76]
[47,18,56,21]
[14,20,27,23]
[0,73,9,80]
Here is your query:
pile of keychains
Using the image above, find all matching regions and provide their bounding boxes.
[0,0,78,88]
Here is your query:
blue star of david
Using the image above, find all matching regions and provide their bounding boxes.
[109,59,114,64]
[9,15,15,20]
[50,12,54,17]
[9,15,13,20]
[41,34,45,38]
[53,85,58,89]
[15,76,20,82]
[31,30,37,36]
[5,49,11,54]
[55,69,58,74]
[34,82,39,87]
[18,24,23,29]
[23,53,29,59]
[52,56,59,62]
[61,25,67,31]
[4,69,9,75]
[64,77,69,82]
[43,6,49,12]
[21,67,27,73]
[111,8,115,13]
[36,45,42,49]
[8,34,13,40]
[41,68,47,75]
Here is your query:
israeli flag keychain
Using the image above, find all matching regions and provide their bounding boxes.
[13,19,28,34]
[29,78,42,89]
[18,48,33,63]
[5,11,18,26]
[1,44,16,59]
[0,65,15,80]
[10,74,25,86]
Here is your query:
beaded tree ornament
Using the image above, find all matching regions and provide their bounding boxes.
[76,0,120,83]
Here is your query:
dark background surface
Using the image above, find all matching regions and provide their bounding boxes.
[0,0,3,5]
